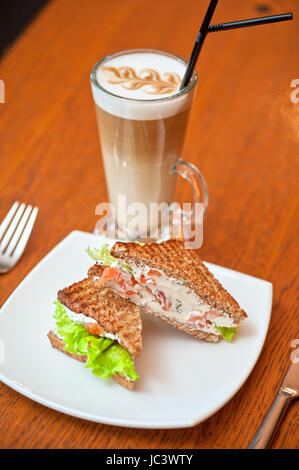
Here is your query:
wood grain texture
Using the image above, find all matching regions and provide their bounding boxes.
[0,0,298,449]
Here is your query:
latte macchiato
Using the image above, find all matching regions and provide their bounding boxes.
[90,49,198,237]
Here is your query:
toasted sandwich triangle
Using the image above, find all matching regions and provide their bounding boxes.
[109,239,247,325]
[57,274,142,357]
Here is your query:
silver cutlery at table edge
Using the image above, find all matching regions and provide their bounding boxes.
[248,357,299,448]
[0,201,38,273]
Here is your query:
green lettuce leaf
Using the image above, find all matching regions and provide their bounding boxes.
[53,301,139,381]
[215,325,237,341]
[86,244,132,272]
[86,244,118,266]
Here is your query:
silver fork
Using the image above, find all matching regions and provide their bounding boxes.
[0,201,38,273]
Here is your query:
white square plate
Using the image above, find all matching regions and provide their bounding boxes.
[0,231,272,428]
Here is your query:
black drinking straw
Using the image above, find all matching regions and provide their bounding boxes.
[180,11,293,90]
[208,12,293,33]
[180,0,219,90]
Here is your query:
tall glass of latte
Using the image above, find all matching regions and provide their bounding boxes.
[90,49,208,239]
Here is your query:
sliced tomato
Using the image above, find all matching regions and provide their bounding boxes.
[148,269,162,277]
[139,273,156,287]
[84,321,104,336]
[155,290,172,311]
[130,277,139,287]
[188,314,205,323]
[97,267,122,286]
[98,267,138,298]
[117,288,136,298]
[189,310,219,324]
[139,274,147,285]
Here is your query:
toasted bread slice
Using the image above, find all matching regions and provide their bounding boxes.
[57,275,142,357]
[110,239,247,325]
[47,331,134,390]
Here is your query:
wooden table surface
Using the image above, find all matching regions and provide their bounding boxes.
[0,0,298,449]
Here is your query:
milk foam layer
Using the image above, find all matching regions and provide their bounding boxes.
[91,51,195,120]
[98,52,185,100]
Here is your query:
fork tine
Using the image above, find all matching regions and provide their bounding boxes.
[0,201,19,241]
[6,205,32,256]
[13,207,38,260]
[0,203,25,252]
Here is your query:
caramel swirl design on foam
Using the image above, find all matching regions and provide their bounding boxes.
[102,66,181,95]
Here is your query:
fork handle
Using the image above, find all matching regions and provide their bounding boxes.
[248,393,293,449]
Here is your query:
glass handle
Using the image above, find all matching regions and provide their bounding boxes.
[173,159,209,214]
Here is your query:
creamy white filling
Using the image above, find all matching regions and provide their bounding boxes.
[54,305,118,341]
[63,307,97,325]
[103,332,118,340]
[118,264,235,336]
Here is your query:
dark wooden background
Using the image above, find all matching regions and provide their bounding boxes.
[0,0,298,449]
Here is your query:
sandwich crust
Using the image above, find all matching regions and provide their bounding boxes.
[57,276,142,357]
[47,331,134,390]
[110,239,247,326]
